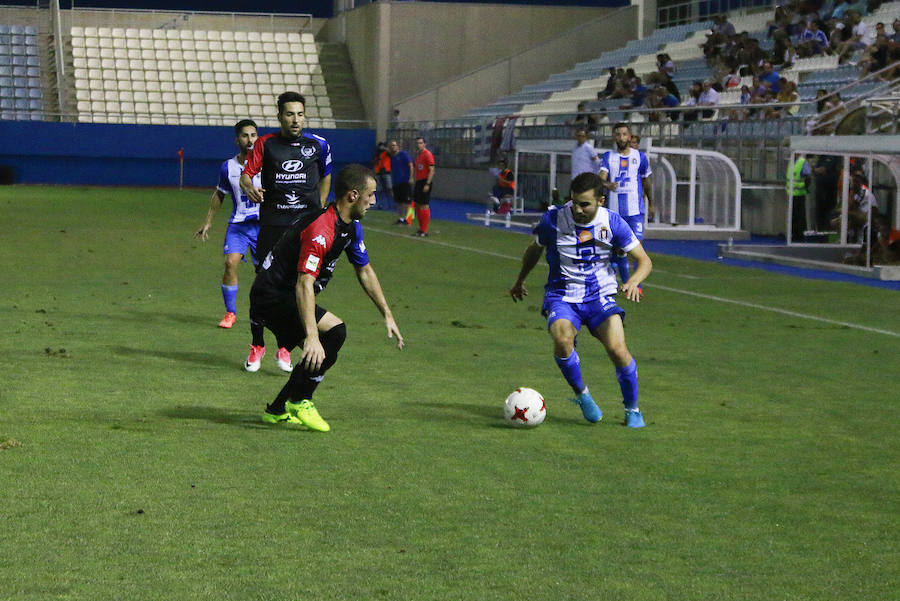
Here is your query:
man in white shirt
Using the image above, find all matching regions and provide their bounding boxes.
[698,80,720,118]
[571,128,600,180]
[837,11,875,61]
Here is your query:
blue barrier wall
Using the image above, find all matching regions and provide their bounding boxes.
[0,121,376,187]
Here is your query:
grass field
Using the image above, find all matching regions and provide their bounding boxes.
[1,185,898,601]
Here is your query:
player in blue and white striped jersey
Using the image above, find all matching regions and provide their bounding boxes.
[599,123,654,289]
[510,172,652,428]
[194,119,262,330]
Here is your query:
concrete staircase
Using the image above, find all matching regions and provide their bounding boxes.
[317,42,367,126]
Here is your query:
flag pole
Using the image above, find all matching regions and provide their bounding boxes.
[178,147,184,190]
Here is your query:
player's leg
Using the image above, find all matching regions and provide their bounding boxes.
[218,252,242,328]
[394,183,410,225]
[414,181,431,236]
[266,308,344,431]
[547,302,601,423]
[589,309,644,428]
[247,225,292,371]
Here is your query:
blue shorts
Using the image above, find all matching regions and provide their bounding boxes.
[224,220,259,265]
[543,296,625,332]
[622,214,644,241]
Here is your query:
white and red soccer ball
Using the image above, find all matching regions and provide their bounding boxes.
[504,387,546,427]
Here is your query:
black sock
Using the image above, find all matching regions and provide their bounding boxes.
[269,323,347,413]
[250,320,265,347]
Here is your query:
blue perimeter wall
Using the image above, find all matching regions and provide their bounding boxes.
[0,121,376,187]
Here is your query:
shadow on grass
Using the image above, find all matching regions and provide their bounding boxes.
[113,346,230,369]
[157,405,270,429]
[399,400,590,428]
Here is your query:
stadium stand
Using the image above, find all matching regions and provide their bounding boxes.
[0,24,43,121]
[69,26,335,127]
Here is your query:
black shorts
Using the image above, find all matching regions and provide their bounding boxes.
[393,181,411,205]
[413,180,431,205]
[249,287,328,351]
[256,225,290,273]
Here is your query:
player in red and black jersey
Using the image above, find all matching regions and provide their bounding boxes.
[239,91,333,373]
[252,164,405,431]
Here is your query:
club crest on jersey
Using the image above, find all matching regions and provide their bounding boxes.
[598,226,612,242]
[632,157,638,164]
[300,146,316,158]
[312,234,327,247]
[577,229,594,243]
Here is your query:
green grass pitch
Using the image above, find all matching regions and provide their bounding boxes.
[1,186,897,601]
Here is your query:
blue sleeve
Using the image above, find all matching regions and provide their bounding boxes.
[345,221,370,267]
[320,137,333,177]
[216,161,229,193]
[533,209,556,247]
[639,152,652,177]
[801,161,812,176]
[609,212,639,251]
[599,152,610,174]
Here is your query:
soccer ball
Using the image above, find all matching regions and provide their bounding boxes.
[504,387,546,427]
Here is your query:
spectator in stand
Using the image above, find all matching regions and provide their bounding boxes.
[567,101,599,133]
[682,80,703,121]
[857,31,892,75]
[722,58,743,88]
[736,37,767,74]
[657,53,675,77]
[599,67,618,98]
[766,80,800,118]
[798,19,831,55]
[647,85,680,121]
[704,15,737,62]
[836,10,875,61]
[698,79,721,118]
[758,61,781,89]
[892,18,900,43]
[768,4,794,37]
[619,77,649,113]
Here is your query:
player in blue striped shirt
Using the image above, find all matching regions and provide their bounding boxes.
[510,172,652,427]
[599,123,654,290]
[194,119,262,330]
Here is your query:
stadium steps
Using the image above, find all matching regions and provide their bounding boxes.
[317,42,367,125]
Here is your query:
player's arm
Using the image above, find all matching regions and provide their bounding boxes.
[354,263,404,349]
[240,172,265,204]
[510,241,544,301]
[318,173,332,208]
[599,167,617,191]
[194,189,225,240]
[642,176,653,217]
[296,273,325,372]
[408,161,414,185]
[621,242,652,302]
[424,165,435,190]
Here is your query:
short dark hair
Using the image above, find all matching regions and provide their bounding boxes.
[570,172,604,199]
[613,122,630,132]
[234,119,257,135]
[334,164,375,199]
[415,136,426,143]
[277,91,306,114]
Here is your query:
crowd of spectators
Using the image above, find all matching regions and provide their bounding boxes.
[582,0,898,127]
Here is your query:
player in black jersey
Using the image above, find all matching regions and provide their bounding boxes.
[239,91,333,373]
[253,164,405,431]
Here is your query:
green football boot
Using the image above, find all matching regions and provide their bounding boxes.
[261,410,303,426]
[285,400,331,432]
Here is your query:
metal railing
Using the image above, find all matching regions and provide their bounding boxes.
[657,0,775,28]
